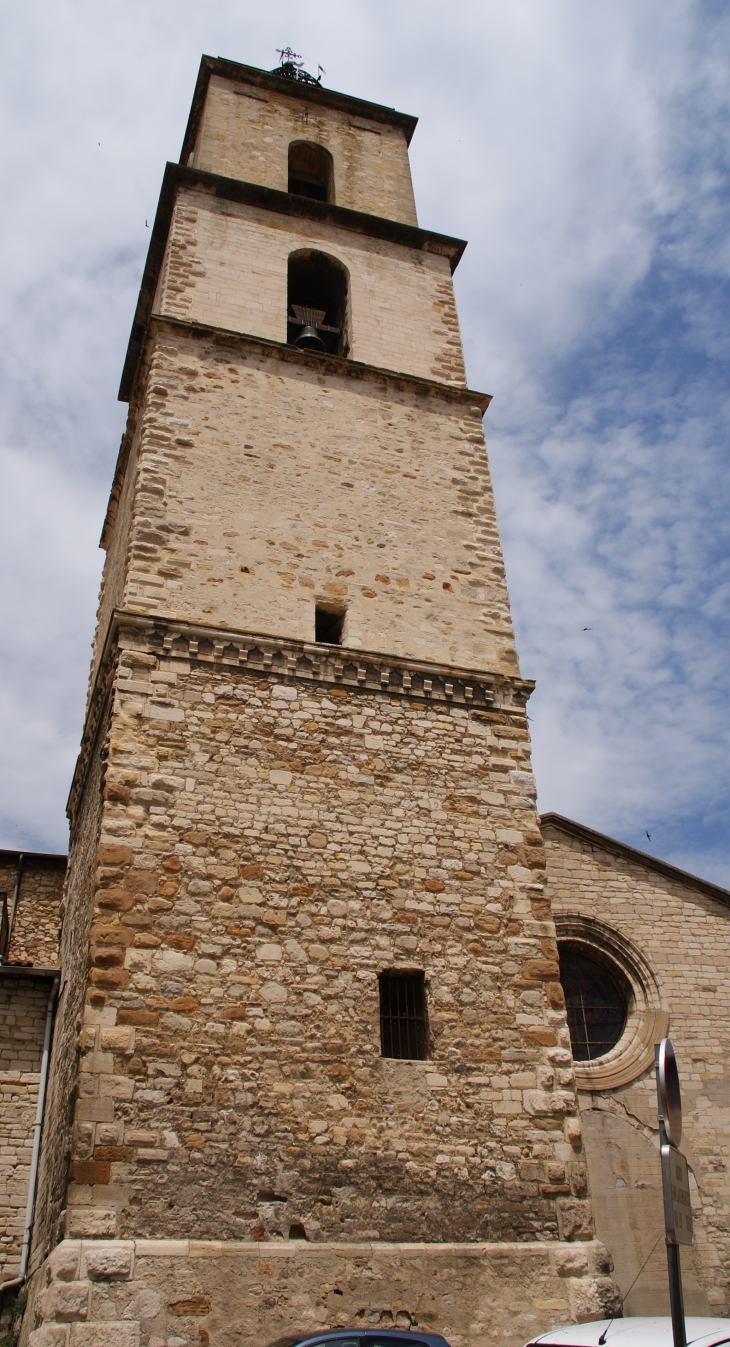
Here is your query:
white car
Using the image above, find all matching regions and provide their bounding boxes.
[525,1322,730,1347]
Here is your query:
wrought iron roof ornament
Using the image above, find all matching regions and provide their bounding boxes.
[271,48,324,86]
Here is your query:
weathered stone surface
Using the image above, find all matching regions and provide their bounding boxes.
[28,1328,70,1347]
[0,853,64,969]
[16,55,614,1347]
[41,1280,90,1322]
[56,646,586,1248]
[82,1241,134,1281]
[194,71,419,225]
[0,979,48,1279]
[25,1238,618,1347]
[93,329,515,684]
[544,817,730,1314]
[65,1211,118,1240]
[69,1327,140,1347]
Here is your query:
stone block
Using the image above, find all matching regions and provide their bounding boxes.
[47,1241,82,1283]
[43,1279,90,1322]
[122,1286,163,1319]
[82,1241,134,1281]
[69,1326,140,1347]
[29,1328,70,1347]
[69,1161,111,1186]
[65,1210,117,1239]
[568,1274,622,1322]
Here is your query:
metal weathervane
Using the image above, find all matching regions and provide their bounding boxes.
[656,1038,693,1347]
[272,48,324,86]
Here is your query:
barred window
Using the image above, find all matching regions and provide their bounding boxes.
[558,946,628,1061]
[379,969,428,1060]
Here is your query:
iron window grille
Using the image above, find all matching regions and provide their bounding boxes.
[558,947,628,1061]
[379,969,428,1060]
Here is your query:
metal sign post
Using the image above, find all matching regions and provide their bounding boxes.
[656,1039,692,1347]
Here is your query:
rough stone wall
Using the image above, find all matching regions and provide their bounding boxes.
[65,632,592,1249]
[153,190,466,386]
[31,705,110,1274]
[115,327,515,677]
[20,1237,619,1347]
[0,978,51,1279]
[543,821,730,1314]
[195,73,419,226]
[90,400,145,693]
[0,855,65,968]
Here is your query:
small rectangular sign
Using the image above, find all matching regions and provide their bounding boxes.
[661,1144,693,1246]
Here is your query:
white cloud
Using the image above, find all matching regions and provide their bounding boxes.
[0,0,728,882]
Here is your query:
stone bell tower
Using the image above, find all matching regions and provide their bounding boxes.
[25,54,617,1347]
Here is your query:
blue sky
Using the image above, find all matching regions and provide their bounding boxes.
[0,0,728,882]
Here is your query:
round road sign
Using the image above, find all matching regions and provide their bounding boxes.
[658,1037,682,1147]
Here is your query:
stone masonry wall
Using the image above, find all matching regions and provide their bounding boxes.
[31,705,110,1274]
[544,821,730,1314]
[0,856,65,968]
[64,629,592,1250]
[153,190,466,386]
[195,73,419,226]
[20,1236,619,1347]
[0,978,50,1280]
[109,327,515,677]
[91,399,145,696]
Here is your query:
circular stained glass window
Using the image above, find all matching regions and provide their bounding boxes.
[558,947,628,1061]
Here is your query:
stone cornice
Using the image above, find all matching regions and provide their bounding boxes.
[180,56,419,162]
[151,313,487,407]
[118,163,467,402]
[68,609,534,825]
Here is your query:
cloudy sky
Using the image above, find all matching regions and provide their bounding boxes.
[0,0,728,883]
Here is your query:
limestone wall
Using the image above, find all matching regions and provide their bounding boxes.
[91,396,146,695]
[20,1237,619,1347]
[0,978,52,1280]
[194,73,419,226]
[543,820,730,1315]
[0,854,65,968]
[153,190,465,386]
[32,707,110,1276]
[112,326,515,677]
[61,623,592,1249]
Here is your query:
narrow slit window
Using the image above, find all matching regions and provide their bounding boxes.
[379,970,428,1060]
[315,605,345,645]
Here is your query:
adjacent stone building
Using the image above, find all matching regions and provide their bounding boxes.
[543,815,730,1320]
[0,851,64,1284]
[1,50,727,1347]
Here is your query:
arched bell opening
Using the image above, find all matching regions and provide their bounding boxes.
[287,249,349,357]
[288,141,334,203]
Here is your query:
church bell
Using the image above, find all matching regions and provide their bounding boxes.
[295,324,326,351]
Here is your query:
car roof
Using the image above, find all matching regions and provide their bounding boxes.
[527,1319,730,1347]
[272,1332,449,1347]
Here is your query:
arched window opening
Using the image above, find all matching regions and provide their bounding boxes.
[288,141,334,203]
[558,945,628,1062]
[288,250,349,357]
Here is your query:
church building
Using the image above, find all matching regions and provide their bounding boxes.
[1,53,729,1347]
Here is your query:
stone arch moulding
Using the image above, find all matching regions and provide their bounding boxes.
[555,913,669,1092]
